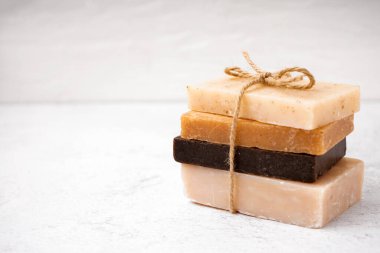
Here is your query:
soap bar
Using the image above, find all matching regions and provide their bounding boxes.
[187,78,360,130]
[181,111,353,155]
[174,136,346,182]
[181,158,364,228]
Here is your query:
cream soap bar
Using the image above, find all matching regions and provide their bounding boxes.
[181,158,364,228]
[187,78,360,130]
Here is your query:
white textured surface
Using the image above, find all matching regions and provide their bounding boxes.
[0,102,379,252]
[1,0,380,102]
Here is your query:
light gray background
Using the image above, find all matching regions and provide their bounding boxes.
[1,0,379,102]
[1,1,380,252]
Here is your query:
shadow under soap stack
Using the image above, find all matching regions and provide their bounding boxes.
[173,77,363,228]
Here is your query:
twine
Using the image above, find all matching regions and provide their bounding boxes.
[224,52,315,213]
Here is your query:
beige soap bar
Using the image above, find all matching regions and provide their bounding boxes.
[187,78,360,130]
[182,158,364,228]
[181,111,354,155]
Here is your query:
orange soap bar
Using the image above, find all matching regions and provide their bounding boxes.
[181,111,354,155]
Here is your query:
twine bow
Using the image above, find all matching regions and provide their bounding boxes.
[225,52,315,213]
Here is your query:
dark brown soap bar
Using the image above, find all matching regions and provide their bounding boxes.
[173,136,346,182]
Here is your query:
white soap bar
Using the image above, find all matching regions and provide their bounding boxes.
[187,78,360,129]
[181,158,364,228]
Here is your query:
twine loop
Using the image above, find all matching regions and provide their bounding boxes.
[225,52,315,90]
[225,52,315,213]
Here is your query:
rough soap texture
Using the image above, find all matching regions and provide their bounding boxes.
[187,78,360,130]
[181,158,364,228]
[181,111,354,155]
[174,136,346,182]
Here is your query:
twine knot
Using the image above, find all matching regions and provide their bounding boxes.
[259,72,272,83]
[225,52,315,214]
[224,52,315,90]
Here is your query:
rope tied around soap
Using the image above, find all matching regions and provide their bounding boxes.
[225,52,316,213]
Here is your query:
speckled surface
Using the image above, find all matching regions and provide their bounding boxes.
[173,136,346,182]
[0,102,379,252]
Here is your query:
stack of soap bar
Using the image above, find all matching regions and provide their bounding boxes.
[173,78,363,228]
